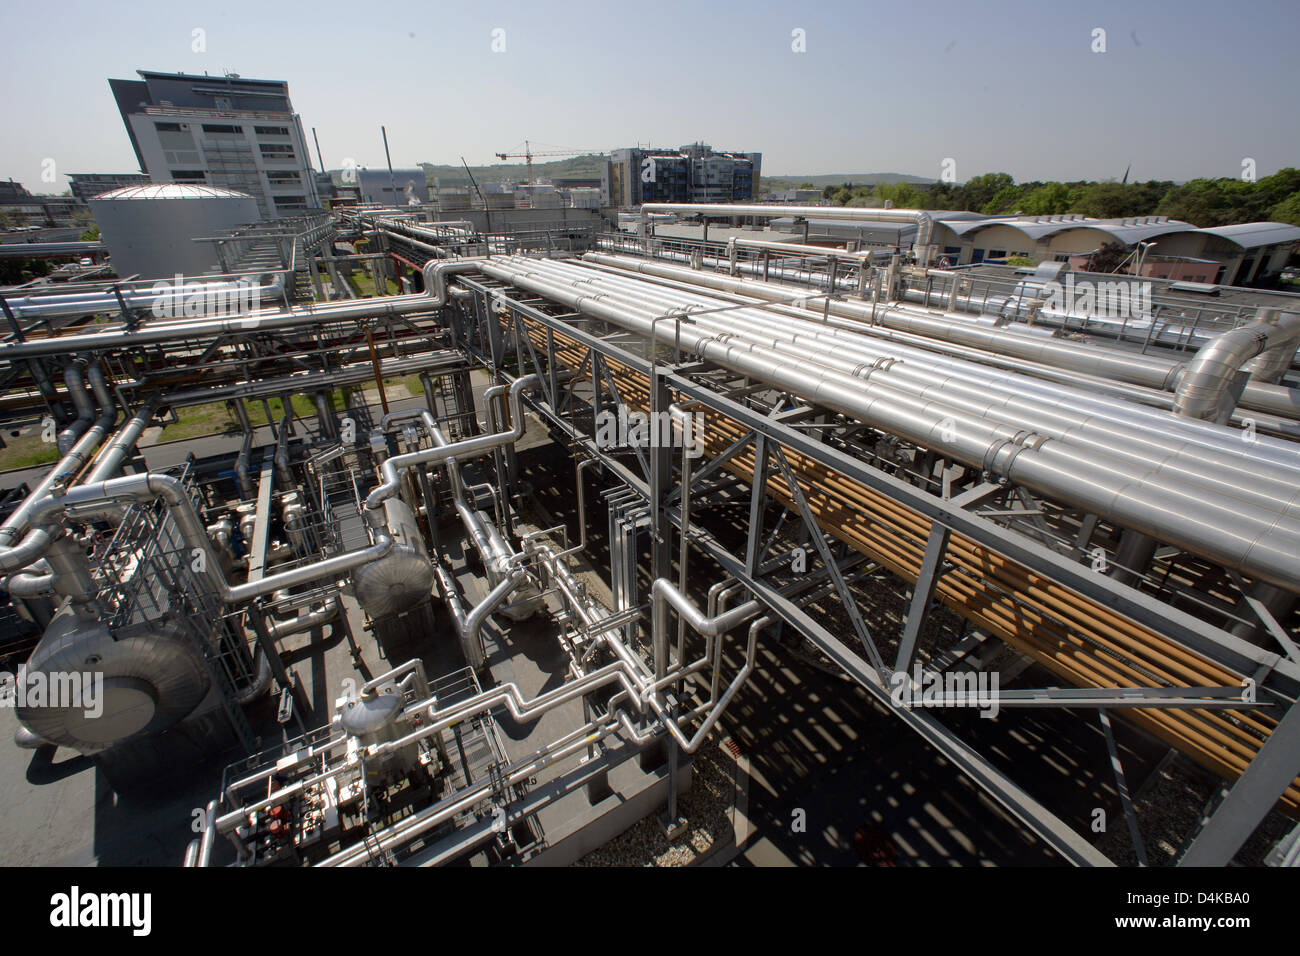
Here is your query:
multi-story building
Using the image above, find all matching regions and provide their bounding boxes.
[602,144,761,208]
[0,180,90,228]
[108,70,321,219]
[66,173,152,204]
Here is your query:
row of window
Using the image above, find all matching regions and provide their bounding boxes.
[168,170,304,188]
[154,121,291,137]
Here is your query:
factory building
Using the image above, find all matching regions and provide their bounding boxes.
[602,144,761,208]
[109,70,321,219]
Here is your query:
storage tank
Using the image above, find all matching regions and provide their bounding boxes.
[88,183,260,279]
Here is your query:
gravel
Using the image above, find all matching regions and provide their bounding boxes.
[573,736,737,867]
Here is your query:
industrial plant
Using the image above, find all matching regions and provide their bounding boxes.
[2,57,1299,876]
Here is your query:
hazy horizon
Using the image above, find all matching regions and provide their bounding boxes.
[2,0,1296,194]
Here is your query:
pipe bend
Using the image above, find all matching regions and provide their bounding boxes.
[1173,312,1300,420]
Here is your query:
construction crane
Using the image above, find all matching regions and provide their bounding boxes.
[493,141,596,194]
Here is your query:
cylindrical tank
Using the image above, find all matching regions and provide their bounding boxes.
[351,499,434,619]
[88,183,260,280]
[15,606,211,753]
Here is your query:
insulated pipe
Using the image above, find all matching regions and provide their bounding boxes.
[274,412,293,487]
[535,255,1300,498]
[232,400,254,499]
[596,249,1300,420]
[314,391,337,442]
[1243,310,1300,384]
[1174,310,1300,420]
[16,473,393,603]
[533,258,1300,512]
[2,274,286,322]
[265,602,338,640]
[639,203,935,258]
[581,253,1300,457]
[0,260,482,361]
[56,365,95,455]
[479,258,1300,591]
[364,374,542,515]
[0,366,117,563]
[85,400,156,483]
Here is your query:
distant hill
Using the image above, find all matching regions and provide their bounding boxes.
[768,172,936,188]
[419,154,608,186]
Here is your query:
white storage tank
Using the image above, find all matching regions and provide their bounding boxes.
[88,183,260,279]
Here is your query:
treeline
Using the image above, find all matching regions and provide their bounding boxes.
[804,169,1300,228]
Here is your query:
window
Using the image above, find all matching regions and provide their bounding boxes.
[259,144,295,156]
[988,249,1007,259]
[202,124,242,134]
[273,195,306,209]
[171,170,207,181]
[266,171,301,183]
[255,126,289,136]
[155,122,182,132]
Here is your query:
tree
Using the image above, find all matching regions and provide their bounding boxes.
[1086,241,1130,273]
[955,173,1014,213]
[1271,192,1300,227]
[80,224,100,241]
[1020,182,1071,215]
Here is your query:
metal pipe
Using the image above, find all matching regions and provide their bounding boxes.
[480,257,1300,592]
[364,374,541,514]
[0,260,483,361]
[1173,310,1300,420]
[232,400,254,499]
[56,364,95,455]
[17,473,393,603]
[639,203,935,259]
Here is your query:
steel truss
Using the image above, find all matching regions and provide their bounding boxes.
[443,270,1300,867]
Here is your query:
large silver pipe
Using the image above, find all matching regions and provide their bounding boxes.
[596,249,1300,420]
[86,399,156,482]
[532,257,1300,512]
[583,252,1300,450]
[0,366,118,564]
[1173,310,1300,420]
[232,400,255,499]
[0,259,482,361]
[2,274,286,322]
[56,364,95,455]
[479,257,1300,591]
[639,203,935,257]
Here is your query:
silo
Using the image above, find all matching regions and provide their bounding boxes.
[88,183,260,279]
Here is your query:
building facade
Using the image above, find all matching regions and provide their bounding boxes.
[0,180,89,228]
[602,144,761,208]
[109,70,321,219]
[66,173,152,204]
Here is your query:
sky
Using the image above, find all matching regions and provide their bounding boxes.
[1,0,1297,194]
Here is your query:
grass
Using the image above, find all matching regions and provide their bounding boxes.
[0,428,60,471]
[156,390,360,442]
[345,270,391,298]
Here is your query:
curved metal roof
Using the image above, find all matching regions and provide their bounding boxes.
[1196,222,1300,249]
[90,183,254,201]
[938,216,1197,244]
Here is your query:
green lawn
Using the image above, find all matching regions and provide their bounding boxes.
[0,428,60,471]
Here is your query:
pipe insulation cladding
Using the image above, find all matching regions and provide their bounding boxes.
[475,255,1300,594]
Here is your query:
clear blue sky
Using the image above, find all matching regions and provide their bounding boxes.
[2,0,1296,193]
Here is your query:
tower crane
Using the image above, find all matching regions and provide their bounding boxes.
[493,141,598,196]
